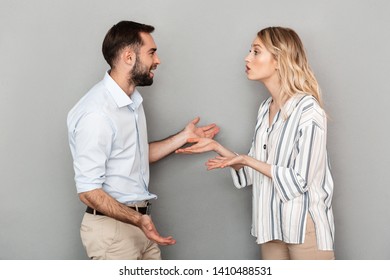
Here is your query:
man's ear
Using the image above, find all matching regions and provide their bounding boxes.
[122,47,136,68]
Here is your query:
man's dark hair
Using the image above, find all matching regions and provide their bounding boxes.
[102,21,155,68]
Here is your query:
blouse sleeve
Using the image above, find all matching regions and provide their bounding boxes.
[230,146,254,189]
[271,107,328,202]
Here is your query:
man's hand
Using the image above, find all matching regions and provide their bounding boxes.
[139,215,176,246]
[149,117,219,163]
[184,117,219,139]
[79,189,176,246]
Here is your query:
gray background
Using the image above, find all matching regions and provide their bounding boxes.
[1,0,389,260]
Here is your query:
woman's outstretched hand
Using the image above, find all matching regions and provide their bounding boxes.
[175,137,217,154]
[206,155,246,170]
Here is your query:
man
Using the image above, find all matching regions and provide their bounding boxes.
[67,21,219,260]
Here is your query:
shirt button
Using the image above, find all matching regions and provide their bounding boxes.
[263,144,267,149]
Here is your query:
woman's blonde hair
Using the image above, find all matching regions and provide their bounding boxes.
[257,27,323,107]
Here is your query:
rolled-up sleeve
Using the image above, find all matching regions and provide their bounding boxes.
[230,146,254,189]
[231,167,250,188]
[272,120,327,202]
[71,112,114,193]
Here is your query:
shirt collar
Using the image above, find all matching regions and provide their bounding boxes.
[103,71,143,109]
[281,93,306,118]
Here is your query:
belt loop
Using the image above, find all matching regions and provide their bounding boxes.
[93,209,96,216]
[146,203,152,215]
[135,205,139,212]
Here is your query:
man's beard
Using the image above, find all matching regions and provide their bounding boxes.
[130,57,154,87]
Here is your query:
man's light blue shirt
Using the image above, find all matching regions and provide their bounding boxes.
[67,72,157,204]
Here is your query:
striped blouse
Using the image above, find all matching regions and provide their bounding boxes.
[231,94,335,250]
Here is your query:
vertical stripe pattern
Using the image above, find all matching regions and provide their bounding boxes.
[230,94,335,250]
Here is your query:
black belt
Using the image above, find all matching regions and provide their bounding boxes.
[86,204,151,216]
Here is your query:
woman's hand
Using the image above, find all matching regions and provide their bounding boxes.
[206,155,247,170]
[175,137,217,154]
[207,154,272,177]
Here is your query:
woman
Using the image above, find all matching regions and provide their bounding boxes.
[176,27,335,260]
